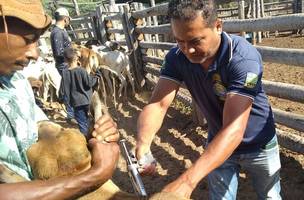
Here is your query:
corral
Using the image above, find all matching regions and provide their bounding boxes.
[43,0,304,199]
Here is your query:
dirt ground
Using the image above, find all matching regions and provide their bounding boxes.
[51,34,304,199]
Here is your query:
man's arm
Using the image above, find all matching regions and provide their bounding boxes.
[163,93,253,198]
[0,140,119,200]
[136,78,180,161]
[51,30,65,61]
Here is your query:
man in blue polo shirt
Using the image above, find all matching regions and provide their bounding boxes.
[135,0,281,199]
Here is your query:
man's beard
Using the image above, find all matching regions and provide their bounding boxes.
[187,54,209,64]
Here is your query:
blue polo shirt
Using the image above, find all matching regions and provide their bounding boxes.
[160,32,276,153]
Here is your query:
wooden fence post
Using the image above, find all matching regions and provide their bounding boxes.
[138,3,151,42]
[150,0,159,57]
[96,6,107,44]
[122,5,145,91]
[238,0,246,37]
[252,0,257,45]
[256,0,262,43]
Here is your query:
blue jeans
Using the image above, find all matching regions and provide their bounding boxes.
[208,136,281,200]
[74,105,89,136]
[63,96,74,120]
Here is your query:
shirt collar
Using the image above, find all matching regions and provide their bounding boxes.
[208,32,233,72]
[0,72,23,89]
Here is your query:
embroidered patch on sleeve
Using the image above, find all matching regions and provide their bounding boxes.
[244,72,258,88]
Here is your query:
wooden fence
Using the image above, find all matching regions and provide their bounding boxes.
[216,0,297,20]
[67,1,304,153]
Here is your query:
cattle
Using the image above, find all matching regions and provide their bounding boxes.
[75,43,135,98]
[0,121,190,200]
[22,57,61,103]
[93,46,135,98]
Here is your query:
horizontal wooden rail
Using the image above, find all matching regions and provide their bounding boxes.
[73,37,94,42]
[264,6,293,13]
[136,24,171,34]
[67,28,94,34]
[277,129,304,153]
[264,0,293,7]
[136,14,304,35]
[104,13,122,21]
[218,7,239,12]
[143,55,163,65]
[107,28,124,34]
[256,46,304,67]
[223,14,304,32]
[139,41,175,50]
[263,80,304,103]
[132,3,168,18]
[70,18,92,24]
[145,65,160,76]
[139,41,304,67]
[131,1,294,20]
[273,108,304,133]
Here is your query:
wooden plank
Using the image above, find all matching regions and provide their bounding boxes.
[142,55,163,65]
[104,13,121,21]
[120,10,133,51]
[71,18,92,24]
[136,14,304,35]
[73,37,93,42]
[223,13,304,32]
[273,108,304,132]
[264,6,293,12]
[122,5,145,91]
[218,7,239,12]
[264,0,293,7]
[263,80,304,103]
[145,65,160,76]
[107,28,124,34]
[139,41,176,50]
[131,3,168,18]
[140,42,304,67]
[136,24,171,34]
[67,28,95,34]
[256,46,304,66]
[96,5,107,43]
[277,129,304,153]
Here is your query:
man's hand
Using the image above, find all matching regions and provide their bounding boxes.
[162,177,194,199]
[88,138,119,179]
[91,115,119,142]
[135,143,157,175]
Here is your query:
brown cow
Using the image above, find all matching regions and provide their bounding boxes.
[0,121,190,200]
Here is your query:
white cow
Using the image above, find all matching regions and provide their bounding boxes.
[21,57,61,103]
[91,45,136,98]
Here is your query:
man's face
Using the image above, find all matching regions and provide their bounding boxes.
[0,18,41,75]
[171,14,222,66]
[64,16,70,27]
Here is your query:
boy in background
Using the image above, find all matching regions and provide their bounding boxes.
[59,47,98,136]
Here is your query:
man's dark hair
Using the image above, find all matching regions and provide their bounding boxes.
[54,13,66,21]
[168,0,217,27]
[63,47,78,63]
